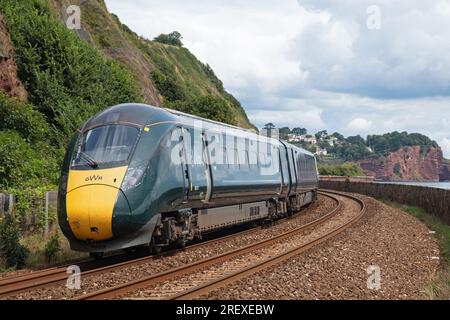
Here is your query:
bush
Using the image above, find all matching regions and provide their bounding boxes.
[167,95,235,125]
[154,31,183,47]
[0,216,29,269]
[0,93,49,142]
[318,162,364,177]
[151,70,186,102]
[0,131,43,189]
[44,233,61,263]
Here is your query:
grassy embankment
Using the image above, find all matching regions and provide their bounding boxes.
[383,201,450,299]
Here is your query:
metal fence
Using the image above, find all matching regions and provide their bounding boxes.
[0,193,14,217]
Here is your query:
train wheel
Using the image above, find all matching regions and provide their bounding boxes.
[177,238,187,250]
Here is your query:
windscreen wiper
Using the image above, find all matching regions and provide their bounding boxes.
[79,152,99,169]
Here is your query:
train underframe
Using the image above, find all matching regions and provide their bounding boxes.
[151,190,317,251]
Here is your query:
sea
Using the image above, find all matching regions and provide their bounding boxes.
[376,181,450,190]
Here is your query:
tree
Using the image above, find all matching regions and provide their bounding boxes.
[315,130,328,141]
[346,135,366,145]
[154,31,183,47]
[292,127,307,135]
[331,132,344,141]
[279,127,291,140]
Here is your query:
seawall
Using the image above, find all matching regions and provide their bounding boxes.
[319,179,450,224]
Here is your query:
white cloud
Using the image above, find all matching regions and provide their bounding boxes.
[248,107,325,130]
[346,118,372,131]
[105,0,450,158]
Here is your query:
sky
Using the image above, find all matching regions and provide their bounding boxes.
[105,0,450,157]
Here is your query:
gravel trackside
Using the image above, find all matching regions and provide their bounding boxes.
[202,194,441,300]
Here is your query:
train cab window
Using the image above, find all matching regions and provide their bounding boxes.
[72,124,139,168]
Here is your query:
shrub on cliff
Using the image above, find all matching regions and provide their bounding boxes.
[154,31,183,47]
[0,130,58,189]
[167,95,235,125]
[0,93,49,142]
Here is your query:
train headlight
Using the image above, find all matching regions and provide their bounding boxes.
[122,163,146,191]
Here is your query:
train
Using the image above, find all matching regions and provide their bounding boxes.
[57,103,319,257]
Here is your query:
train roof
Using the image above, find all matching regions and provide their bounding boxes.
[82,103,316,157]
[82,103,177,130]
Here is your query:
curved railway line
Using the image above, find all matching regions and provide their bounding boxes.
[0,190,365,300]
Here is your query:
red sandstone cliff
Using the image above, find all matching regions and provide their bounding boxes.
[358,146,444,181]
[0,13,27,101]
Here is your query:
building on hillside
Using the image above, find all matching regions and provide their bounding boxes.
[315,147,328,156]
[304,135,317,145]
[327,136,339,146]
[287,133,302,142]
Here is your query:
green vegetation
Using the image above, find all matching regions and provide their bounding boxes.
[44,233,62,263]
[329,135,371,161]
[382,201,450,299]
[318,162,364,177]
[367,132,438,157]
[20,226,87,268]
[0,217,29,269]
[168,95,234,125]
[154,31,183,47]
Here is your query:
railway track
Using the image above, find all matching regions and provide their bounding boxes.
[0,227,260,299]
[75,190,364,300]
[0,192,338,299]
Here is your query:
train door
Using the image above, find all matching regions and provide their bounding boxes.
[287,147,298,193]
[279,144,290,196]
[181,127,210,202]
[176,126,190,202]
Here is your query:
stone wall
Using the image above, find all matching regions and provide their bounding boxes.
[319,180,450,224]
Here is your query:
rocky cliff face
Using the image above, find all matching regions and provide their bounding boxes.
[0,13,27,101]
[358,146,444,181]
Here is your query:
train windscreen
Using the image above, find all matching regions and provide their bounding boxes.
[72,125,140,169]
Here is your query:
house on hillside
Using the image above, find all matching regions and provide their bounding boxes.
[304,135,317,145]
[326,136,339,147]
[315,147,328,156]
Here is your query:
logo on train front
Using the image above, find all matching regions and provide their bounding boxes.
[85,175,103,182]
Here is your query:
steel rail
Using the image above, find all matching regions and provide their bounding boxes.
[171,190,366,300]
[75,191,343,300]
[0,193,335,298]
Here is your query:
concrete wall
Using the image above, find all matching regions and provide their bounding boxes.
[319,180,450,225]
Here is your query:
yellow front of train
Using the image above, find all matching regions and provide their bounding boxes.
[59,120,143,249]
[65,166,128,241]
